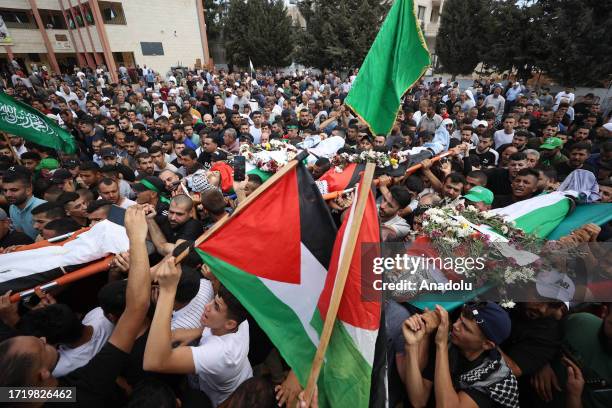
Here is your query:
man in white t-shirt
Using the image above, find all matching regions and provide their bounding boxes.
[144,258,252,407]
[493,116,516,149]
[53,307,114,376]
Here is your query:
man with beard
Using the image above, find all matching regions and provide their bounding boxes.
[144,194,203,256]
[539,137,568,167]
[3,168,46,240]
[378,185,412,241]
[555,142,596,182]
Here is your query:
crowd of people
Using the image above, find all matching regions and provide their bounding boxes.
[0,62,611,408]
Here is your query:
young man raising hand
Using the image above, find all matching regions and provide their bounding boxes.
[144,258,252,407]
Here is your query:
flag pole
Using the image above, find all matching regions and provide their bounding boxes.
[1,131,22,165]
[174,152,308,264]
[303,162,376,405]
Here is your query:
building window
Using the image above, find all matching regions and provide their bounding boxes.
[430,6,440,23]
[39,9,68,30]
[417,6,426,21]
[141,42,164,56]
[0,8,38,29]
[99,1,127,25]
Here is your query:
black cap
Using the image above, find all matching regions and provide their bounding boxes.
[62,159,80,169]
[210,150,228,162]
[51,168,73,184]
[5,165,31,177]
[132,176,166,194]
[160,134,174,142]
[100,148,117,158]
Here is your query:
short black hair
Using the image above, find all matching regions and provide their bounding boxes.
[98,280,127,318]
[445,172,467,186]
[570,141,592,153]
[201,189,226,215]
[2,171,31,186]
[31,202,65,218]
[17,304,83,345]
[179,148,197,160]
[43,218,81,235]
[0,339,37,387]
[389,185,412,208]
[79,161,100,172]
[57,192,80,206]
[218,285,248,325]
[247,174,263,186]
[403,175,424,194]
[466,170,488,185]
[87,199,113,214]
[20,151,41,162]
[516,168,540,180]
[175,265,201,304]
[509,152,527,162]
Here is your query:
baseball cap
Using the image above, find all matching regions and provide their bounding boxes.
[132,176,166,194]
[51,168,73,184]
[477,120,488,128]
[5,164,31,177]
[539,137,563,150]
[35,158,60,171]
[463,186,494,205]
[465,302,511,345]
[100,148,117,158]
[536,269,575,306]
[441,118,454,127]
[210,150,228,162]
[160,134,174,142]
[62,159,80,169]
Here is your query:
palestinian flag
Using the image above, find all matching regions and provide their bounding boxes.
[489,191,576,238]
[196,162,337,401]
[315,180,382,406]
[317,163,365,194]
[195,163,381,406]
[547,202,612,240]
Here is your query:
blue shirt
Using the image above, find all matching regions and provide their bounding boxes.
[9,196,46,240]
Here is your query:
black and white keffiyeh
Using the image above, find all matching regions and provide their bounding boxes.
[458,355,520,408]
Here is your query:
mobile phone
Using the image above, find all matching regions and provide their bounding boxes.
[233,155,246,182]
[107,204,126,226]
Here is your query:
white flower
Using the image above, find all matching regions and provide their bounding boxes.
[501,226,509,234]
[500,300,516,308]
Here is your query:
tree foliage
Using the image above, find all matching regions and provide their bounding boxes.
[204,0,229,40]
[436,0,611,86]
[225,0,295,69]
[539,0,612,86]
[435,0,489,79]
[295,0,390,70]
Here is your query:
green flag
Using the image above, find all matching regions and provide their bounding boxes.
[0,92,76,154]
[345,0,430,136]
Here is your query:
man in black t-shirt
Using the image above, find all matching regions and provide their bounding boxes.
[486,152,529,196]
[145,194,202,256]
[0,208,33,248]
[0,206,152,408]
[400,302,518,408]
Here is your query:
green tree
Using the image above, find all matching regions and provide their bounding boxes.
[479,0,549,83]
[539,0,612,86]
[225,0,295,69]
[435,0,489,79]
[204,0,229,40]
[295,0,390,70]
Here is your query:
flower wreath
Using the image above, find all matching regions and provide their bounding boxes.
[331,150,411,173]
[239,140,298,173]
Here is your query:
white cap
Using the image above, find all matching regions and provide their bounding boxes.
[101,96,110,102]
[251,80,258,87]
[441,118,454,127]
[603,122,612,132]
[536,269,575,304]
[152,93,160,98]
[145,87,153,92]
[277,87,284,93]
[225,88,232,93]
[477,120,488,127]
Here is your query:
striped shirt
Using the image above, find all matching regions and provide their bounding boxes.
[171,279,214,330]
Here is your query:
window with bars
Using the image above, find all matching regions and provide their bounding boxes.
[99,1,127,25]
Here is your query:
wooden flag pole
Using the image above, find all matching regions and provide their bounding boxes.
[1,131,22,165]
[302,162,376,405]
[174,154,305,264]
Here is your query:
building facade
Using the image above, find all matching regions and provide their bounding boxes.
[0,0,210,81]
[414,0,444,67]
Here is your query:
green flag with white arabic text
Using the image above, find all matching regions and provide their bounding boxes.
[345,0,431,136]
[0,92,76,154]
